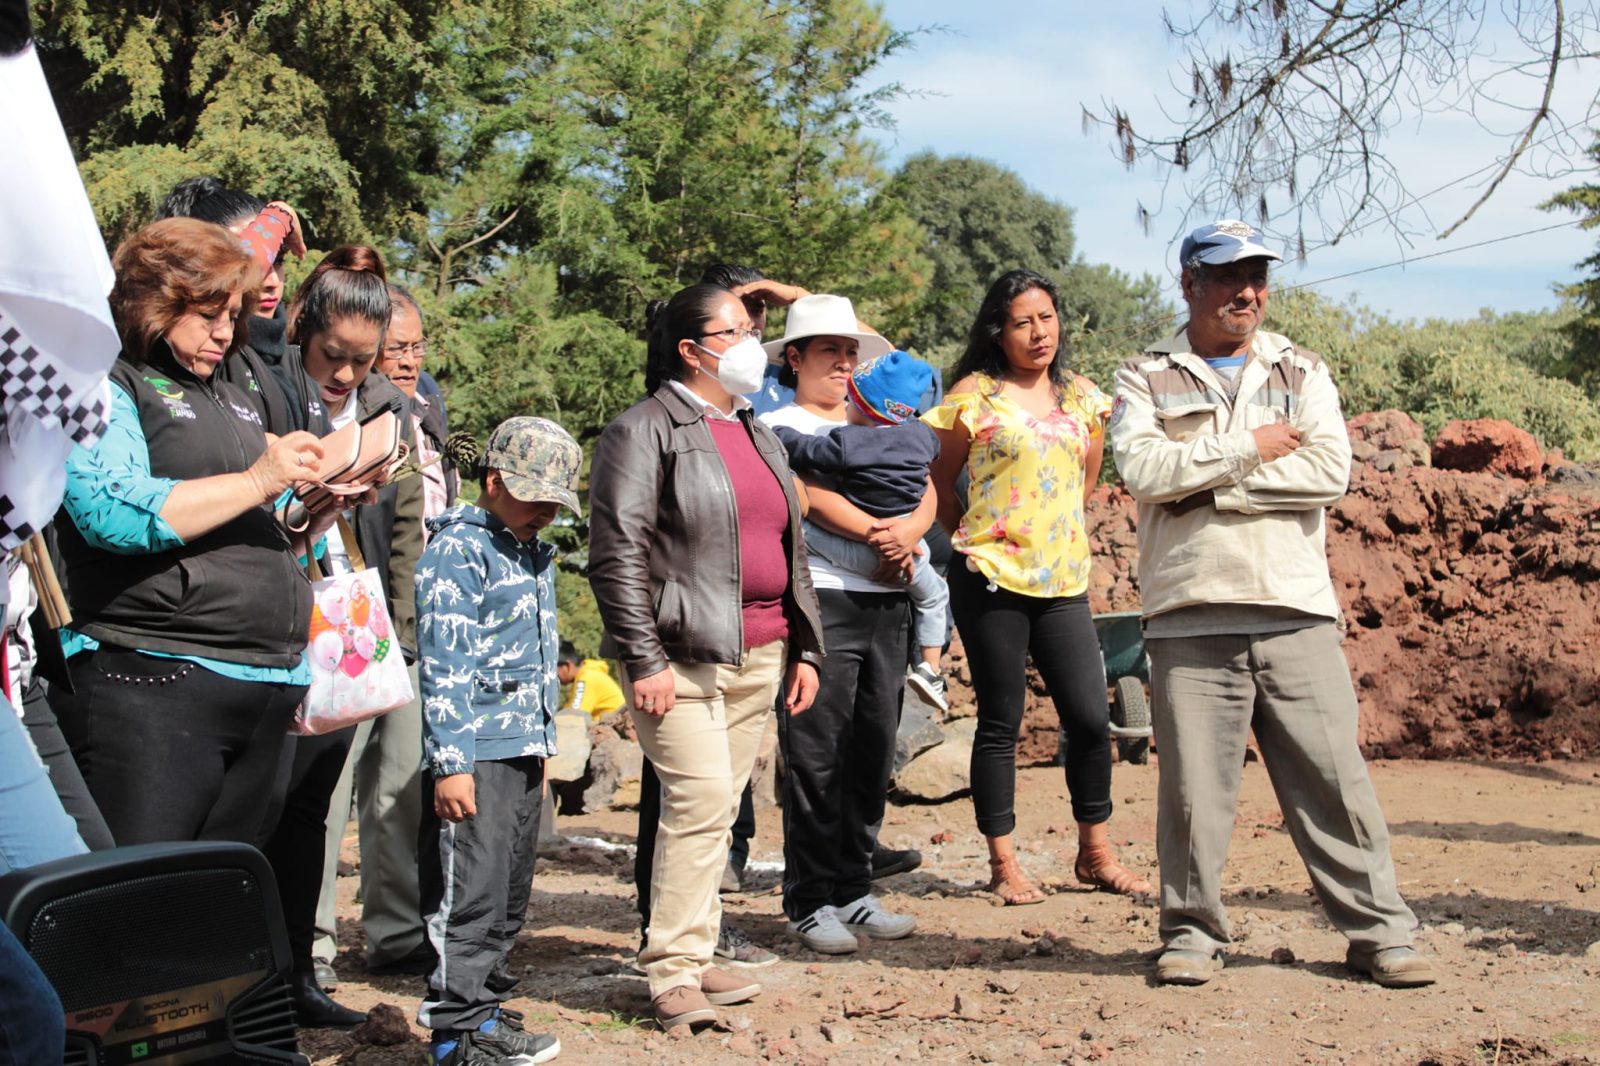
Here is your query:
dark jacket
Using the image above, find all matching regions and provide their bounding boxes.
[217,343,294,437]
[302,371,422,656]
[773,420,939,518]
[277,350,422,656]
[55,347,311,667]
[240,304,330,438]
[266,344,334,437]
[329,374,426,660]
[588,385,824,682]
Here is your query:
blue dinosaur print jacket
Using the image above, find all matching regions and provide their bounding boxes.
[416,504,560,777]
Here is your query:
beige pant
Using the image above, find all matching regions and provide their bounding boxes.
[625,640,784,996]
[313,662,425,966]
[1148,624,1416,956]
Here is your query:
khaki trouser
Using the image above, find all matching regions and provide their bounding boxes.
[313,662,426,967]
[1148,624,1416,956]
[625,640,784,997]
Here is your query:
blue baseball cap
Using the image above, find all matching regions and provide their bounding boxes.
[1178,220,1283,270]
[846,350,934,426]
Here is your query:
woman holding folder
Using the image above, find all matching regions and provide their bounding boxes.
[260,245,423,1028]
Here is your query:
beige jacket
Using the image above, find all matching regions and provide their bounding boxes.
[1109,328,1352,621]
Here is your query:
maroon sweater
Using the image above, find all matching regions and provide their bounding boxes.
[706,417,790,649]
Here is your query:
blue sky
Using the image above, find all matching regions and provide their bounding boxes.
[867,1,1597,322]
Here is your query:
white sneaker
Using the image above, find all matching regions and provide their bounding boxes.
[786,906,859,954]
[906,663,949,713]
[836,894,917,939]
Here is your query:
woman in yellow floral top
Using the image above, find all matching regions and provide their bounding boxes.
[926,269,1148,905]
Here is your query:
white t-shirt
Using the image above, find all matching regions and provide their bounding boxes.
[321,400,360,576]
[759,403,896,594]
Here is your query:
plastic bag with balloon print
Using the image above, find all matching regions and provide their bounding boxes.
[294,521,414,735]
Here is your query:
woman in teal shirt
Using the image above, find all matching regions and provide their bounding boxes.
[52,217,330,847]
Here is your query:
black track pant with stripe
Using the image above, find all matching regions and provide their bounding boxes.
[417,755,544,1032]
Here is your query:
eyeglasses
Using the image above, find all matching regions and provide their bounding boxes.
[383,340,428,359]
[700,328,761,344]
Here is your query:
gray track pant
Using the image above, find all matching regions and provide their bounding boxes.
[416,756,544,1032]
[1147,623,1416,956]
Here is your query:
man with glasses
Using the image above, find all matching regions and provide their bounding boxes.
[312,285,454,984]
[1110,221,1433,990]
[377,292,456,532]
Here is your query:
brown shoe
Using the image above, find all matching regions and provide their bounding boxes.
[1074,844,1152,896]
[1155,948,1223,986]
[987,856,1046,905]
[1345,945,1437,988]
[652,984,717,1029]
[700,966,762,1005]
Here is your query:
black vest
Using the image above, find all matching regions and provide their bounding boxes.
[55,345,312,667]
[217,343,294,437]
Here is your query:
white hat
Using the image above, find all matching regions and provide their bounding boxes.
[761,294,893,365]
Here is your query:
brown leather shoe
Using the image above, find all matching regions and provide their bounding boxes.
[1074,844,1153,896]
[1345,945,1437,988]
[1155,949,1223,985]
[700,966,762,1005]
[652,984,717,1029]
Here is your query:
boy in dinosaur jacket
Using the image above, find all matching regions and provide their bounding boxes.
[414,416,581,1066]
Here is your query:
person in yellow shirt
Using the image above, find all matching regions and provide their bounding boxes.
[556,642,625,722]
[926,268,1147,909]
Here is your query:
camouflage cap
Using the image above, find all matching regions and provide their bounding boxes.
[484,416,582,515]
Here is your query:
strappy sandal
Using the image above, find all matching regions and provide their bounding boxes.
[1074,844,1152,896]
[987,856,1046,906]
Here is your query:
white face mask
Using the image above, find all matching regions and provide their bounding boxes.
[697,336,767,396]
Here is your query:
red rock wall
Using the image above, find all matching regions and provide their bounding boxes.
[946,414,1600,764]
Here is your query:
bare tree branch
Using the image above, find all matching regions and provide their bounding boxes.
[1087,0,1600,251]
[450,207,521,257]
[1439,1,1564,237]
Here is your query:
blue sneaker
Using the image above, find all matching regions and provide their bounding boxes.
[429,1015,560,1065]
[428,1033,463,1066]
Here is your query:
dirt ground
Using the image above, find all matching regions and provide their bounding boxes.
[302,758,1600,1065]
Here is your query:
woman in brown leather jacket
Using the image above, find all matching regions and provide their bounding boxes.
[588,283,822,1031]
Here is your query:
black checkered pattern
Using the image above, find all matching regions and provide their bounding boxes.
[1,324,109,446]
[0,491,36,550]
[0,315,112,550]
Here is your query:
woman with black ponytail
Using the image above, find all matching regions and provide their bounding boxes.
[587,284,822,1030]
[258,246,422,1029]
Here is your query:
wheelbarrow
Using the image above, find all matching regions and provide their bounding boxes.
[1095,610,1152,765]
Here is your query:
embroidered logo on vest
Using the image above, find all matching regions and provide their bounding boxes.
[143,376,196,420]
[228,400,264,427]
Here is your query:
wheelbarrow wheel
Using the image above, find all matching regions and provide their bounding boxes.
[1113,676,1151,765]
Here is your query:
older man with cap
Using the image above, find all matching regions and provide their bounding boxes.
[1109,220,1434,989]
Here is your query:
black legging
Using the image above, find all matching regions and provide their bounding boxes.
[262,726,359,972]
[54,645,303,846]
[780,589,908,920]
[948,560,1112,836]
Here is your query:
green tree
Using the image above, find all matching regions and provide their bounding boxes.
[1267,288,1600,460]
[1543,133,1600,394]
[441,1,927,326]
[882,152,1168,374]
[35,0,494,245]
